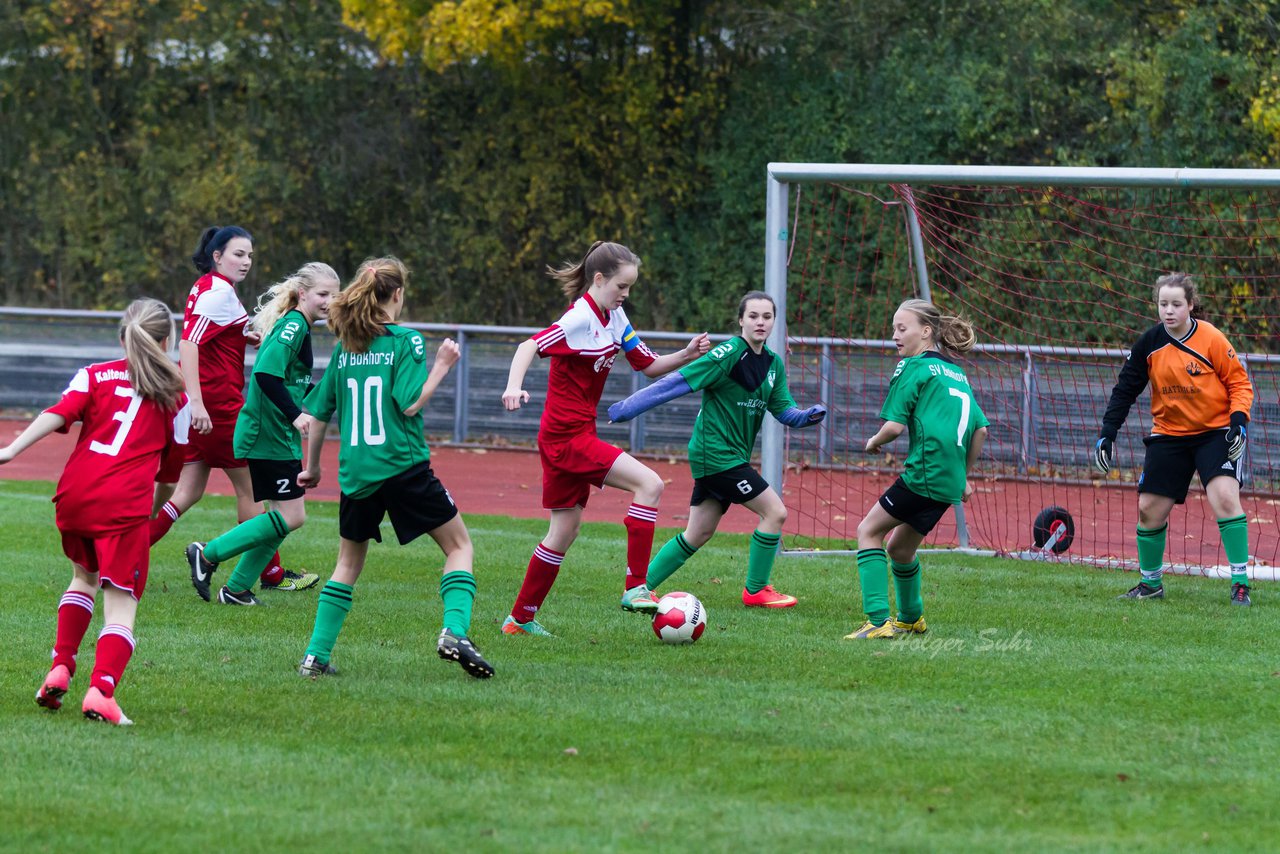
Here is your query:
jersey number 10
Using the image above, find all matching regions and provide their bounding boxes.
[346,377,387,447]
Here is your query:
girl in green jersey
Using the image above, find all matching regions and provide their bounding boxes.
[296,257,493,680]
[186,263,337,604]
[846,299,988,640]
[609,291,826,608]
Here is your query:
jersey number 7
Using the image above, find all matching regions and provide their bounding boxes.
[948,388,972,447]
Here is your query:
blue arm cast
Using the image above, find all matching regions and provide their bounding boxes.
[776,403,827,429]
[608,373,694,423]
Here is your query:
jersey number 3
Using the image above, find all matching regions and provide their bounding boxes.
[948,388,972,447]
[90,387,144,457]
[346,377,387,447]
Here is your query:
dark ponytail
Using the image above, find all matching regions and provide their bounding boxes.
[191,225,253,274]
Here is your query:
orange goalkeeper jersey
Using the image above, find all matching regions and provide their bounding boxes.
[1100,319,1253,439]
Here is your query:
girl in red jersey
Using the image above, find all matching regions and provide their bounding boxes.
[149,226,313,596]
[0,299,190,725]
[500,241,710,635]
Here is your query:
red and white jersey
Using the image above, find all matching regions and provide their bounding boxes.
[533,296,656,442]
[182,272,249,423]
[45,358,191,535]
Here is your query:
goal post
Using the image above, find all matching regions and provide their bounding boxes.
[761,163,1280,577]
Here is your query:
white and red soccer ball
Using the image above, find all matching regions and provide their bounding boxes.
[652,592,707,644]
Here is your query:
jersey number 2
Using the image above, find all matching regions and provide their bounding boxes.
[89,387,144,457]
[346,377,387,446]
[948,388,972,447]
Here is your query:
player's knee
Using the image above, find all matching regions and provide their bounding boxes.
[764,504,787,529]
[886,542,915,564]
[445,539,474,564]
[282,505,306,530]
[684,527,712,548]
[637,471,665,504]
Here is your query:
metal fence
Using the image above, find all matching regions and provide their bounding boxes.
[4,308,1278,486]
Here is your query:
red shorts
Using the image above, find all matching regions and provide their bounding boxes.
[185,419,246,469]
[60,524,151,600]
[539,433,624,510]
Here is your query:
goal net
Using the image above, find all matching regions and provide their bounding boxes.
[765,166,1280,576]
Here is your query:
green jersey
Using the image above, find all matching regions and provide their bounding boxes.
[880,350,988,504]
[304,324,430,499]
[234,310,314,461]
[679,336,796,479]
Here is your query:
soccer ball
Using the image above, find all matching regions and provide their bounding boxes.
[652,592,707,644]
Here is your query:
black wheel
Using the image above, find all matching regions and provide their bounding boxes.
[1032,505,1074,554]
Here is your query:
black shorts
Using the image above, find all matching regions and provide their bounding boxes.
[1138,431,1238,504]
[338,462,459,545]
[878,477,951,536]
[690,464,770,511]
[248,458,305,502]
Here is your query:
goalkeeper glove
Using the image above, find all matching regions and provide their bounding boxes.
[1092,436,1113,475]
[776,403,827,429]
[1226,412,1248,462]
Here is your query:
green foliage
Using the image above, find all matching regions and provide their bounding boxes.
[1,0,1276,342]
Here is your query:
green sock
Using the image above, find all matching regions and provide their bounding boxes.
[1217,514,1250,585]
[1135,524,1167,587]
[226,537,286,593]
[206,510,289,564]
[891,557,923,623]
[440,570,477,636]
[647,533,698,591]
[745,530,781,594]
[305,580,354,663]
[856,547,890,625]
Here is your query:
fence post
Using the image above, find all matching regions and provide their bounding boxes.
[819,342,833,464]
[453,328,469,443]
[1239,353,1250,487]
[629,370,646,453]
[1019,349,1036,475]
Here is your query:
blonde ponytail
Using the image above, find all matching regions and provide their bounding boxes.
[897,298,977,355]
[119,298,184,408]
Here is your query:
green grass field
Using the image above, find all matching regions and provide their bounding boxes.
[1,479,1277,852]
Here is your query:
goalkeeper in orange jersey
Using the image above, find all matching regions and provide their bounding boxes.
[1093,272,1255,605]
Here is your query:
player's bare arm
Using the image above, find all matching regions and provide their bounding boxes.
[865,420,906,453]
[641,332,711,378]
[405,338,460,417]
[178,339,212,434]
[502,338,538,411]
[297,416,326,488]
[963,426,988,502]
[0,411,67,464]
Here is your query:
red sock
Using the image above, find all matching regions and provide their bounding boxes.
[260,551,284,586]
[510,543,565,621]
[90,624,135,699]
[624,503,658,590]
[148,501,181,546]
[52,590,95,675]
